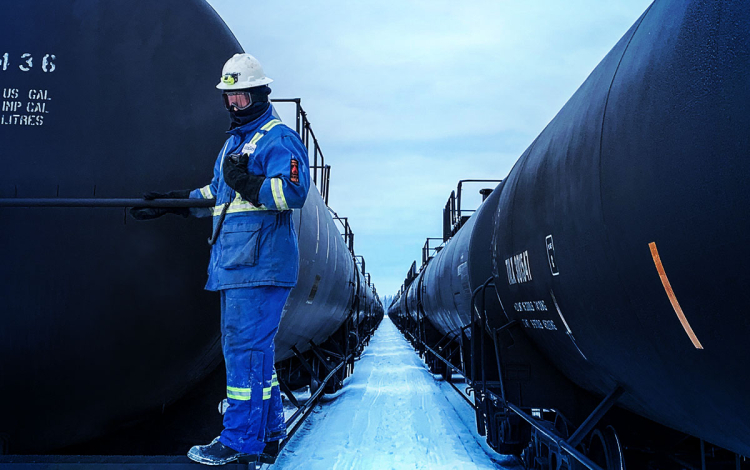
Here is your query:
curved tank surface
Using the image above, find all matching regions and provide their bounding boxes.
[485,0,750,457]
[391,0,750,461]
[0,0,240,453]
[277,190,356,362]
[0,0,381,455]
[392,183,504,345]
[420,213,477,340]
[277,188,383,362]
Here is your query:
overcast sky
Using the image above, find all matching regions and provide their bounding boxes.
[206,0,653,298]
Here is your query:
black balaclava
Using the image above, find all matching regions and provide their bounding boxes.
[228,85,272,130]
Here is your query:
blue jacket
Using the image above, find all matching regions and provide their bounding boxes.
[190,106,310,291]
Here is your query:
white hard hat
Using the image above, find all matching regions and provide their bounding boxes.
[216,53,273,90]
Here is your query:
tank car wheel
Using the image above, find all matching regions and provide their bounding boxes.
[521,440,539,470]
[587,426,625,470]
[324,365,343,394]
[348,331,359,351]
[439,359,452,382]
[543,414,575,470]
[489,416,523,457]
[554,413,571,439]
[520,428,551,470]
[427,352,441,374]
[308,356,323,395]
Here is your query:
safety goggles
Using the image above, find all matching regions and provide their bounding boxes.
[222,91,253,111]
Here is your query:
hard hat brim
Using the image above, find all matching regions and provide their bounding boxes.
[216,76,274,90]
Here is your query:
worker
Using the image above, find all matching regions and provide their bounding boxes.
[130,53,310,465]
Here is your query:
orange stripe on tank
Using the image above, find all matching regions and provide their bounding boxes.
[649,241,704,350]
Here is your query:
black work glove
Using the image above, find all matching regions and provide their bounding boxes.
[223,153,264,206]
[129,189,192,220]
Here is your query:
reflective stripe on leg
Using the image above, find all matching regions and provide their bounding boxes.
[227,386,252,401]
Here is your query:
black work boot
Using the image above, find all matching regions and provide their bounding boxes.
[259,440,281,464]
[187,439,256,465]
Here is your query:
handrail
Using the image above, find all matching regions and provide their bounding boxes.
[271,98,330,204]
[443,179,502,240]
[0,198,215,208]
[422,237,444,266]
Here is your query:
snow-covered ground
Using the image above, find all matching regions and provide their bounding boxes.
[272,317,523,469]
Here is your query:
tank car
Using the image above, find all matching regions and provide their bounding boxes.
[0,0,381,456]
[391,0,750,468]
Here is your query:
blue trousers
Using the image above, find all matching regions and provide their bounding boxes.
[218,286,290,454]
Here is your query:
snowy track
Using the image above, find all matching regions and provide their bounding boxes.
[273,317,522,469]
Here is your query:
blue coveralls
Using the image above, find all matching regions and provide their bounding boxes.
[189,105,310,454]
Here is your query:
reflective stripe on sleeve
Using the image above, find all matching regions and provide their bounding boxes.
[261,119,283,132]
[270,178,289,211]
[212,193,267,216]
[199,185,213,199]
[272,373,279,387]
[227,386,252,401]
